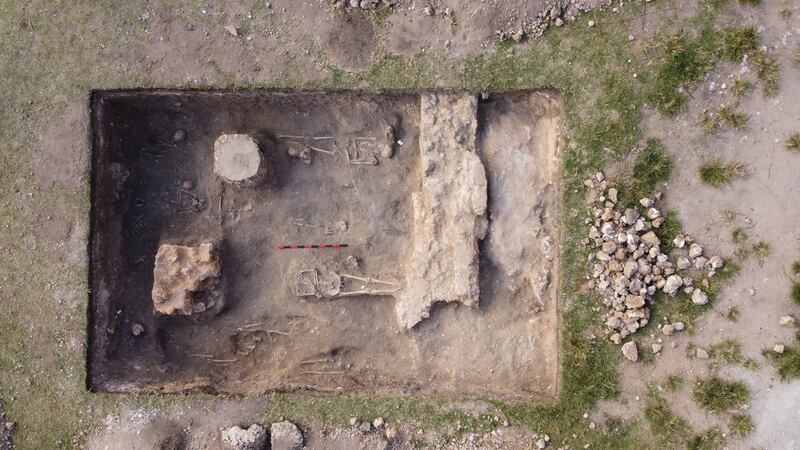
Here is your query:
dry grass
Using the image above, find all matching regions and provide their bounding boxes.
[785,132,800,151]
[698,160,746,186]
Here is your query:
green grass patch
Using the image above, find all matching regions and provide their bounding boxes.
[728,414,754,437]
[738,0,760,5]
[792,261,800,277]
[725,306,740,322]
[692,377,749,412]
[764,346,800,380]
[699,160,745,186]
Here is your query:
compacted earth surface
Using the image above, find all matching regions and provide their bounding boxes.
[2,0,800,449]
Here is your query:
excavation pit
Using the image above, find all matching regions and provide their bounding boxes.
[88,90,561,400]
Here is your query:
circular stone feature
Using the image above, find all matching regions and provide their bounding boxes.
[213,134,267,185]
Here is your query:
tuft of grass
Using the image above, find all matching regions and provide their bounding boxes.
[665,374,684,391]
[785,132,800,151]
[699,160,745,186]
[738,0,760,5]
[693,377,749,412]
[725,306,740,322]
[720,26,758,62]
[717,105,747,130]
[764,346,800,380]
[730,78,752,98]
[792,261,800,277]
[794,47,800,66]
[779,5,792,19]
[752,241,770,258]
[729,414,754,437]
[750,50,780,96]
[792,282,800,306]
[687,428,725,450]
[731,227,748,244]
[710,339,743,368]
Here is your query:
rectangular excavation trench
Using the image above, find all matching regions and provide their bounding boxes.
[88,90,562,401]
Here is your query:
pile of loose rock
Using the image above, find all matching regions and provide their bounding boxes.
[584,173,723,346]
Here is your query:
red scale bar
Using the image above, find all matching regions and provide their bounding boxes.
[276,244,348,250]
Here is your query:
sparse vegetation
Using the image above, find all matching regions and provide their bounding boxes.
[687,428,725,450]
[785,132,800,151]
[729,414,754,437]
[665,374,684,391]
[753,241,770,258]
[720,26,758,61]
[699,160,745,186]
[792,261,800,277]
[699,105,748,133]
[710,339,743,368]
[791,282,800,306]
[730,78,752,97]
[779,5,792,19]
[750,50,780,96]
[618,138,672,208]
[738,0,760,5]
[693,377,750,412]
[718,105,748,130]
[731,227,748,244]
[725,306,740,322]
[645,388,692,447]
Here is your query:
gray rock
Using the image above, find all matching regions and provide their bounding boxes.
[358,421,372,433]
[672,322,685,331]
[270,421,303,450]
[677,257,691,270]
[689,243,703,258]
[221,424,268,450]
[708,255,724,269]
[623,208,639,225]
[663,275,683,296]
[691,289,708,305]
[652,343,662,354]
[694,256,708,269]
[622,341,638,362]
[640,231,660,248]
[672,234,686,249]
[695,347,709,359]
[423,6,434,15]
[639,197,654,208]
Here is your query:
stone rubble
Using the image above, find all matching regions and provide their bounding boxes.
[270,421,304,450]
[221,424,268,450]
[584,173,724,347]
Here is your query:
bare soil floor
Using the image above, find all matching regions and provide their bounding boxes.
[89,90,560,400]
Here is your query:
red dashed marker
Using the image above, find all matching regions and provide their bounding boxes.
[275,244,348,250]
